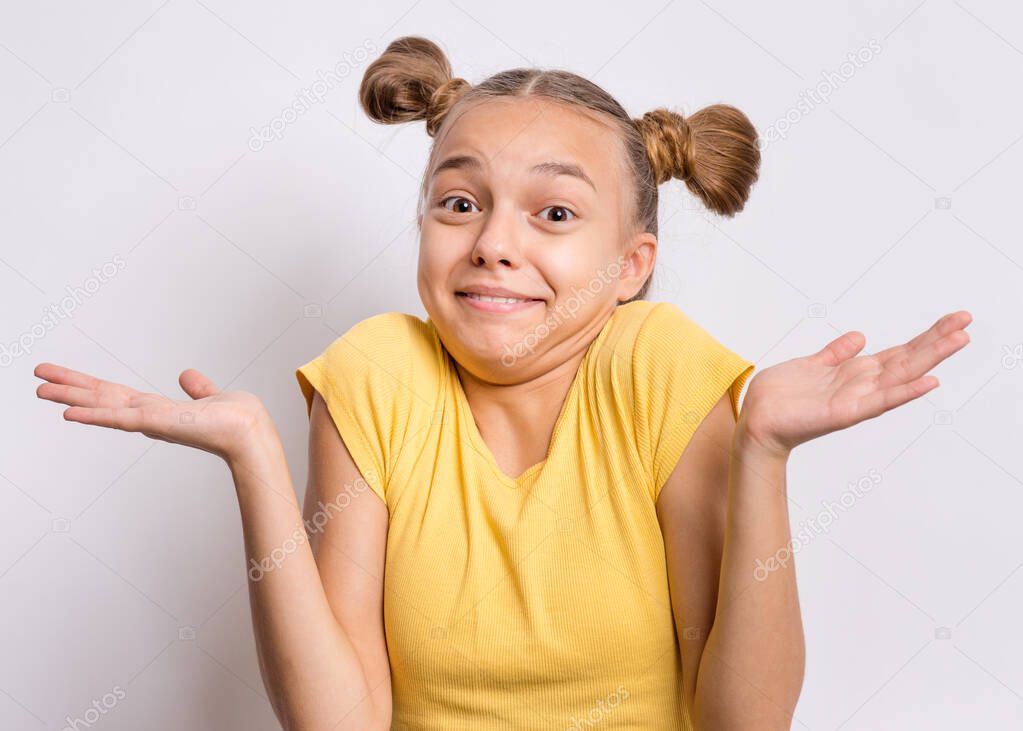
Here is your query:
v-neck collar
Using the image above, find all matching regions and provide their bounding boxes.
[431,312,619,489]
[450,353,585,488]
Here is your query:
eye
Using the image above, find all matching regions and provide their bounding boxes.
[538,205,576,223]
[440,196,480,214]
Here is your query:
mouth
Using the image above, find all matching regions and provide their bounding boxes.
[455,290,545,313]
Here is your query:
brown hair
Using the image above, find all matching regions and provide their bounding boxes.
[359,36,760,302]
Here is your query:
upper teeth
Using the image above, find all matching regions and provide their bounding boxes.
[464,293,531,303]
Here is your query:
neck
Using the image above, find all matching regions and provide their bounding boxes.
[453,309,613,478]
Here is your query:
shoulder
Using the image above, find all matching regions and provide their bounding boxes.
[629,300,712,349]
[598,300,744,377]
[296,311,442,417]
[632,300,754,421]
[319,311,439,379]
[597,299,708,348]
[296,312,443,503]
[636,301,734,363]
[614,300,755,499]
[322,311,436,364]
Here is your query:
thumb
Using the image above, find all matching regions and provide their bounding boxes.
[179,368,220,400]
[815,330,867,367]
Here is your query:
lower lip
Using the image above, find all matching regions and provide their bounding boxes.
[456,293,544,313]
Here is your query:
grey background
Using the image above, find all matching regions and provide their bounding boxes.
[2,1,1022,729]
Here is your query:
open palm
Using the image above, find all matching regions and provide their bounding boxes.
[34,363,268,462]
[740,310,973,456]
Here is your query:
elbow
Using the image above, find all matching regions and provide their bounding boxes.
[691,648,806,731]
[267,692,391,731]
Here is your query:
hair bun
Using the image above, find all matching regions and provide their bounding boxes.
[359,36,470,137]
[635,104,760,217]
[636,109,694,184]
[424,76,471,136]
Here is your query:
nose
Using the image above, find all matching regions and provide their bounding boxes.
[470,206,520,269]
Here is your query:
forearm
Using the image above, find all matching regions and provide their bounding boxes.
[228,422,384,730]
[692,425,805,730]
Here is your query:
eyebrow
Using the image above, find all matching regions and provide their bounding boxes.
[431,155,597,192]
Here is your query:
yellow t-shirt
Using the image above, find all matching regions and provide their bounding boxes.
[296,299,755,730]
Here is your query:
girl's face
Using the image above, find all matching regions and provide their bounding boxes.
[417,96,655,383]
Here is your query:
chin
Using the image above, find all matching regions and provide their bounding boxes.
[444,322,538,373]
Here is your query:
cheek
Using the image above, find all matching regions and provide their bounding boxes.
[418,233,456,280]
[542,239,617,291]
[418,232,475,307]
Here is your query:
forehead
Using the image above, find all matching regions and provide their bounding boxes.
[430,97,624,193]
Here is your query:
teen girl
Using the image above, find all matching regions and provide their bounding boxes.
[35,35,972,730]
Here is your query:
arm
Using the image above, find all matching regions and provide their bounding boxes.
[301,391,391,724]
[33,363,390,730]
[235,391,390,730]
[656,393,804,731]
[657,309,973,729]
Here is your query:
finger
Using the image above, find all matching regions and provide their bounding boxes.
[34,362,103,389]
[179,369,220,400]
[37,382,105,408]
[858,374,940,418]
[873,310,972,362]
[815,330,867,367]
[63,405,149,432]
[879,328,970,390]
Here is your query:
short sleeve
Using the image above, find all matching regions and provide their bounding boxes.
[632,302,756,501]
[295,313,432,507]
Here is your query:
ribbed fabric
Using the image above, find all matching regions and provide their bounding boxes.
[295,300,755,730]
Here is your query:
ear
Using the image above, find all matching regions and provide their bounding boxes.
[615,231,657,302]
